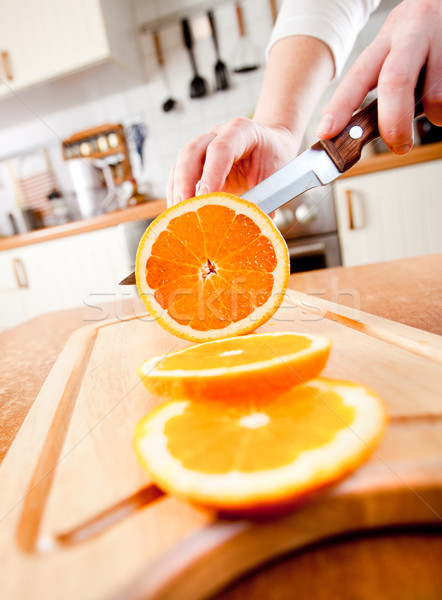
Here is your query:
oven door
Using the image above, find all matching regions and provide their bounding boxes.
[286,233,341,273]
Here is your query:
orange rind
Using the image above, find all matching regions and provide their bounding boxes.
[134,377,387,515]
[135,193,289,342]
[138,332,331,401]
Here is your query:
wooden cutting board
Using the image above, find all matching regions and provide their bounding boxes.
[1,289,441,600]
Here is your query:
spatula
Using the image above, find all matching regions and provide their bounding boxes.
[182,18,208,99]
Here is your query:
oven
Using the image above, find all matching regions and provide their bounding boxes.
[273,184,341,273]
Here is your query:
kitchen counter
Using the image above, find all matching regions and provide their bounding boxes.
[340,139,442,178]
[1,141,441,252]
[0,198,167,251]
[1,253,441,599]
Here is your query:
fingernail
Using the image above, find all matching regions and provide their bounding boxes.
[173,194,183,205]
[317,113,334,137]
[196,182,209,196]
[392,143,411,155]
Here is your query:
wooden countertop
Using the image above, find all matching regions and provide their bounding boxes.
[1,142,441,252]
[0,198,167,251]
[1,252,441,465]
[1,253,441,600]
[340,140,442,178]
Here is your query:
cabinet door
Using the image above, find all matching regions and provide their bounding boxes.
[14,227,135,320]
[0,0,109,93]
[0,250,28,331]
[334,160,442,267]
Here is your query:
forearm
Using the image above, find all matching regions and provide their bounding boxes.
[253,35,335,142]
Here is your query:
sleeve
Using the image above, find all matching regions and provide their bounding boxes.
[266,0,382,78]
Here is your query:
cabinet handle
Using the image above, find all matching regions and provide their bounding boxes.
[2,50,13,81]
[288,242,326,258]
[13,258,28,288]
[345,189,355,230]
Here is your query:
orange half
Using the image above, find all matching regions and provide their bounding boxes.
[138,332,331,401]
[135,193,289,342]
[134,378,387,515]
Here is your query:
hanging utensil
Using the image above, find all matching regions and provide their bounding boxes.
[207,10,230,91]
[181,18,208,99]
[268,0,278,24]
[152,31,177,112]
[231,2,260,73]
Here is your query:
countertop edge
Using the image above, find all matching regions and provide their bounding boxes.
[340,140,442,179]
[0,198,167,251]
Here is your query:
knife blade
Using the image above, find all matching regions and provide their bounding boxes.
[120,90,424,285]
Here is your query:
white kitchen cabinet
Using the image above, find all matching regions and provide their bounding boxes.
[0,224,144,332]
[0,0,140,98]
[334,159,442,267]
[0,250,28,330]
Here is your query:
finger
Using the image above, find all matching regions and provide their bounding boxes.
[317,38,389,139]
[198,118,258,192]
[377,37,429,153]
[423,40,442,126]
[172,131,217,203]
[166,165,175,208]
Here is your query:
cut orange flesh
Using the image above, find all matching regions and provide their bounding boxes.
[134,378,387,515]
[135,193,289,342]
[138,332,331,401]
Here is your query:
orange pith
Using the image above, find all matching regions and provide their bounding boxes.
[137,332,331,401]
[134,377,387,514]
[135,193,289,342]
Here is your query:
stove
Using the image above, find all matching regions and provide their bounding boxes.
[273,184,341,273]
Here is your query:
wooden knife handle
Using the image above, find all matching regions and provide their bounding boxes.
[320,73,426,173]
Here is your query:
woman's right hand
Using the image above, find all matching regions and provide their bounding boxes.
[166,118,301,207]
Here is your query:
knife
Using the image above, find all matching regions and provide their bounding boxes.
[120,89,424,285]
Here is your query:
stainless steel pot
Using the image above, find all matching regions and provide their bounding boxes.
[54,158,109,220]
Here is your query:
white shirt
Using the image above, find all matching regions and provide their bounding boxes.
[267,0,382,77]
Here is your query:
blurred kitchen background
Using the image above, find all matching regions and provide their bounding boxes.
[0,0,407,230]
[1,0,441,331]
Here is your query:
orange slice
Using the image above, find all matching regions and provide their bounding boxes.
[135,193,289,342]
[134,378,387,515]
[138,332,331,401]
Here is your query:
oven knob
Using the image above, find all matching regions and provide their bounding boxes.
[273,208,295,230]
[295,203,318,224]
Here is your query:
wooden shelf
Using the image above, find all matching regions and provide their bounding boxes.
[62,123,133,185]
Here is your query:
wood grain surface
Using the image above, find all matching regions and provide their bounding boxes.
[0,287,441,600]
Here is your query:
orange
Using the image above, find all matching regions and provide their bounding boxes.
[138,332,331,401]
[134,377,387,515]
[135,193,289,342]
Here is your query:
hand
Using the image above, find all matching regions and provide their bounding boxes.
[317,0,442,155]
[166,119,300,207]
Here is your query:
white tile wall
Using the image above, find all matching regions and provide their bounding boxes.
[0,0,394,233]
